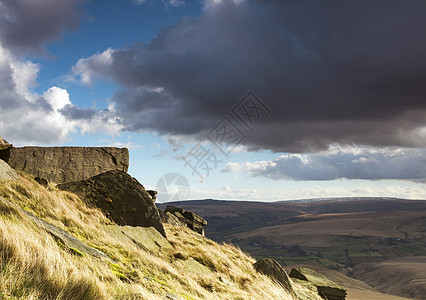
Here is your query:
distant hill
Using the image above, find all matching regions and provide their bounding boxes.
[159,198,426,299]
[279,196,410,203]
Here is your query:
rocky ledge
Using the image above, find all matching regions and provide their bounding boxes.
[0,146,129,184]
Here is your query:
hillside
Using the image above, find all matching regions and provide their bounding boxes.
[0,171,332,300]
[160,199,426,299]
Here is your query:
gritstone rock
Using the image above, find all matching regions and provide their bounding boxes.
[162,206,207,236]
[253,258,293,293]
[146,190,157,203]
[0,159,19,181]
[0,136,13,150]
[34,177,48,187]
[0,146,129,184]
[290,267,347,300]
[57,170,166,237]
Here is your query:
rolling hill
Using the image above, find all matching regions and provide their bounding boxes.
[159,198,426,299]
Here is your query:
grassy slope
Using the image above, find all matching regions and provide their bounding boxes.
[0,173,318,300]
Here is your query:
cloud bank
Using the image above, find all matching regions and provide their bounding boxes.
[72,0,426,153]
[223,146,426,181]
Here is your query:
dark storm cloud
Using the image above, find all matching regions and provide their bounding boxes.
[0,0,85,54]
[74,0,426,153]
[60,105,97,120]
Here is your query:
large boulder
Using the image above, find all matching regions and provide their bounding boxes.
[0,146,129,184]
[0,159,18,181]
[290,267,347,300]
[57,170,166,237]
[253,258,293,293]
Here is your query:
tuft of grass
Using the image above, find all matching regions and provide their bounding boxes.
[69,247,85,257]
[108,263,127,282]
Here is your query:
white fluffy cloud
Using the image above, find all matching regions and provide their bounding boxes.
[0,43,122,145]
[72,48,115,86]
[223,145,426,181]
[0,0,124,145]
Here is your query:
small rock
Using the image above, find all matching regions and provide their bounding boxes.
[253,258,293,292]
[165,293,180,300]
[173,252,189,260]
[164,212,185,227]
[165,205,185,214]
[34,177,48,187]
[186,220,205,236]
[183,211,207,226]
[164,206,207,235]
[146,190,157,202]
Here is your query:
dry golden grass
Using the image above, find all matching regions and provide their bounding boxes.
[0,172,315,299]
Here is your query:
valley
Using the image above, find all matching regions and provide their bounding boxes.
[159,198,426,299]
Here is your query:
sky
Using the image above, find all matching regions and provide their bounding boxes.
[1,0,426,202]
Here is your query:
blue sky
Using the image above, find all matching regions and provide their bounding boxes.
[1,0,426,202]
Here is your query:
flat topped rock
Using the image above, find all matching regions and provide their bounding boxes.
[58,170,166,237]
[0,146,129,184]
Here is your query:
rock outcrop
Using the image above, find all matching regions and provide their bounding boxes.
[0,146,129,184]
[146,190,157,202]
[58,170,166,237]
[0,159,18,181]
[253,258,293,293]
[0,136,12,150]
[290,267,347,300]
[161,205,207,236]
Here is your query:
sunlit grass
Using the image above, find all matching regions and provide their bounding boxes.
[0,173,317,299]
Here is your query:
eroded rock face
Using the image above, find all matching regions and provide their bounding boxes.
[57,170,166,237]
[0,147,129,184]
